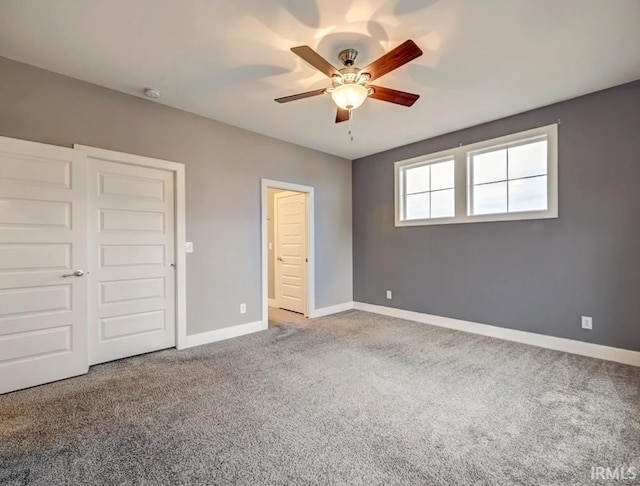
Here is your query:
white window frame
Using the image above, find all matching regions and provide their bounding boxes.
[395,124,558,226]
[397,155,456,222]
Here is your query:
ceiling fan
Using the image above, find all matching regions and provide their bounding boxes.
[275,40,423,123]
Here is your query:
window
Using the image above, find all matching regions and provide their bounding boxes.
[469,138,548,216]
[400,157,455,221]
[395,124,557,226]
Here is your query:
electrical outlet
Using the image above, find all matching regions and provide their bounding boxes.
[240,303,247,314]
[581,316,593,330]
[386,290,392,300]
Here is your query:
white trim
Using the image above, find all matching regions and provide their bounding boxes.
[268,298,277,308]
[73,144,188,350]
[309,301,354,318]
[261,179,315,325]
[182,320,265,349]
[353,302,640,367]
[395,124,559,227]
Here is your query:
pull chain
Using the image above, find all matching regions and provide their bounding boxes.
[348,109,354,142]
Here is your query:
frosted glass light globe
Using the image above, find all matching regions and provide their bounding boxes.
[331,84,368,110]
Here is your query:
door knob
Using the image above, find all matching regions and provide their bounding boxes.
[62,270,84,278]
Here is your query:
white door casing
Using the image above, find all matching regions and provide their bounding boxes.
[87,158,176,365]
[275,192,307,315]
[0,136,88,394]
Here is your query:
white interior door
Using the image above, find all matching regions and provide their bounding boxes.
[0,136,88,394]
[88,158,175,365]
[275,192,307,315]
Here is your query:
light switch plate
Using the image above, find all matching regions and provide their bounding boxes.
[185,242,193,253]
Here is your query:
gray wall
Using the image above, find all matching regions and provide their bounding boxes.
[0,57,353,336]
[353,80,640,352]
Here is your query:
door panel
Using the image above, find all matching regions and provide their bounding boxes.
[0,284,71,316]
[88,159,175,365]
[0,197,72,228]
[0,326,71,364]
[100,244,165,267]
[100,209,165,232]
[0,243,71,271]
[100,310,166,340]
[275,193,307,314]
[100,277,165,303]
[99,172,165,200]
[0,136,88,394]
[0,152,71,187]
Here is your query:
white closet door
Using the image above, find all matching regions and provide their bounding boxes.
[0,136,88,394]
[275,192,307,314]
[88,158,176,365]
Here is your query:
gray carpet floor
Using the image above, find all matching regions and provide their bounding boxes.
[1,310,639,485]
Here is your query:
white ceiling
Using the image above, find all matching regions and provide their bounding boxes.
[1,0,639,159]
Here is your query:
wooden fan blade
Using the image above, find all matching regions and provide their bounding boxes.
[275,88,326,103]
[291,46,341,78]
[368,85,420,107]
[335,108,350,123]
[359,40,423,81]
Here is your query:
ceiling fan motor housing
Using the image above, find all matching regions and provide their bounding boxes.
[338,48,359,67]
[335,67,359,85]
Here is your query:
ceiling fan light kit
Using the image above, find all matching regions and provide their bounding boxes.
[275,40,423,131]
[330,83,369,110]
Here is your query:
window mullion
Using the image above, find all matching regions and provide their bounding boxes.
[506,147,510,213]
[428,165,432,219]
[401,168,407,220]
[456,148,468,218]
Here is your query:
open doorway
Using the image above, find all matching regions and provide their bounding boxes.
[261,180,314,328]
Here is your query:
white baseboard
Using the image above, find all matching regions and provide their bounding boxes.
[310,301,354,318]
[353,302,640,368]
[268,298,277,307]
[183,320,266,349]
